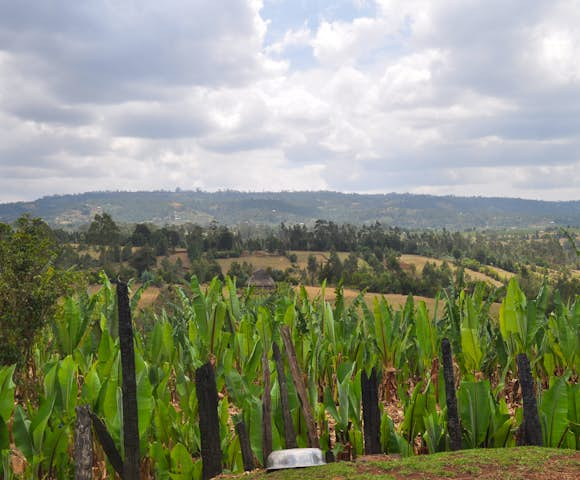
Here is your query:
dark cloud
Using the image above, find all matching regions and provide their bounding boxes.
[0,0,267,103]
[109,108,210,139]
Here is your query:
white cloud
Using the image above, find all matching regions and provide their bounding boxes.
[0,0,579,203]
[265,25,312,55]
[312,16,389,65]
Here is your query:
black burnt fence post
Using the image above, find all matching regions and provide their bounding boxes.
[117,281,140,480]
[516,353,543,446]
[361,367,381,454]
[235,419,255,472]
[195,361,223,480]
[442,338,462,451]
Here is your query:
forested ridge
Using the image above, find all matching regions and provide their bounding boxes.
[1,190,579,229]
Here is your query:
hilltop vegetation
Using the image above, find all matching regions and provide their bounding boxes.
[1,190,580,229]
[41,213,580,306]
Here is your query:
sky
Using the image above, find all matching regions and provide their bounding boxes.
[0,0,579,203]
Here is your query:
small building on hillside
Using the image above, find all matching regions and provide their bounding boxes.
[248,269,276,290]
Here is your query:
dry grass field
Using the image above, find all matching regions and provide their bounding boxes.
[161,248,191,268]
[87,283,162,311]
[299,285,439,312]
[485,265,517,281]
[89,281,503,318]
[216,253,293,273]
[400,254,503,288]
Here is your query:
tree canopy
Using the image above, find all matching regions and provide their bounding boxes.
[0,216,77,365]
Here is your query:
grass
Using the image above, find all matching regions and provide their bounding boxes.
[299,285,438,312]
[399,254,503,288]
[216,253,293,273]
[235,447,579,480]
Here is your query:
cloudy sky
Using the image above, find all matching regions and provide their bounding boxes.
[0,0,579,203]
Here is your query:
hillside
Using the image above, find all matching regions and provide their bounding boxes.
[1,190,579,229]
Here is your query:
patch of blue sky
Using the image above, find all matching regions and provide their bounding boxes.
[261,0,377,46]
[283,44,317,70]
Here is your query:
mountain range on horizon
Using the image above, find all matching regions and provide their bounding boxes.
[1,190,579,230]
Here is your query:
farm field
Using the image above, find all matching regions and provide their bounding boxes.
[160,248,190,268]
[485,265,517,281]
[1,272,578,478]
[91,283,440,313]
[300,285,439,312]
[2,216,578,479]
[213,251,505,288]
[399,254,503,287]
[216,252,293,273]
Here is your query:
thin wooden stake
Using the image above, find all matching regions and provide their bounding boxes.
[235,420,255,472]
[442,338,462,451]
[262,350,273,465]
[280,325,320,448]
[273,342,298,449]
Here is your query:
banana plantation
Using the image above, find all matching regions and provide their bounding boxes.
[0,274,578,478]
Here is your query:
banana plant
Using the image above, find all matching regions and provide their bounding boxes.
[186,276,228,367]
[12,396,57,478]
[539,376,574,448]
[0,366,15,477]
[545,297,579,373]
[423,410,446,453]
[414,301,437,377]
[499,279,547,364]
[362,297,411,400]
[400,380,437,451]
[457,380,495,448]
[51,294,95,358]
[323,361,358,455]
[458,289,488,375]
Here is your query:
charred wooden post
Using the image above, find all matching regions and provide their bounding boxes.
[272,342,298,449]
[280,325,320,448]
[441,338,462,451]
[235,420,255,472]
[261,350,273,466]
[74,405,93,480]
[117,281,140,480]
[88,410,124,477]
[516,353,543,446]
[361,368,381,454]
[195,362,223,480]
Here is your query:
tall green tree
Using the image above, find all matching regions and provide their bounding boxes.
[129,246,157,276]
[86,213,120,245]
[0,216,77,365]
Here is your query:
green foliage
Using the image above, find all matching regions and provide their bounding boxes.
[129,246,157,276]
[0,216,78,365]
[457,381,493,448]
[86,213,120,245]
[1,273,578,477]
[539,377,570,448]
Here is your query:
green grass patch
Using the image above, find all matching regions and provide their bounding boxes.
[238,447,579,480]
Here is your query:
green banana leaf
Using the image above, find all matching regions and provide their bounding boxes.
[458,380,492,448]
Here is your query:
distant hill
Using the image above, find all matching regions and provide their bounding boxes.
[1,190,579,230]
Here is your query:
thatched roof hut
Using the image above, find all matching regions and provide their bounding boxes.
[248,269,276,290]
